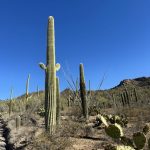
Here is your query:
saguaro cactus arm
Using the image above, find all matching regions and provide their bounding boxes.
[39,62,47,70]
[55,63,61,71]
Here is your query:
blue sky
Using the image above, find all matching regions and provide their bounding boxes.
[0,0,150,99]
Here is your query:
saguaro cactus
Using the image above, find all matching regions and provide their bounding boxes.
[79,63,88,119]
[56,77,60,126]
[25,74,31,110]
[39,16,60,134]
[25,74,30,102]
[16,115,21,129]
[37,85,39,97]
[133,88,138,103]
[9,87,13,116]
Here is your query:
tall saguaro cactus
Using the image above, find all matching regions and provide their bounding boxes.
[79,63,88,119]
[39,16,60,134]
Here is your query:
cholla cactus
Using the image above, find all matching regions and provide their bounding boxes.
[132,132,146,149]
[79,63,88,119]
[39,16,60,134]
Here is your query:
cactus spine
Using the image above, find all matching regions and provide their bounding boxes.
[79,63,88,119]
[39,16,60,134]
[56,77,60,126]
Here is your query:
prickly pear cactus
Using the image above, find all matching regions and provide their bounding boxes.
[97,114,108,127]
[104,144,134,150]
[105,123,123,139]
[133,132,146,149]
[121,136,134,147]
[148,138,150,149]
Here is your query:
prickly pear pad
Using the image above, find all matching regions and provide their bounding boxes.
[133,132,146,149]
[105,123,123,139]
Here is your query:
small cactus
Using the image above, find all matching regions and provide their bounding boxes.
[132,132,146,149]
[79,63,88,119]
[105,123,123,139]
[16,115,21,129]
[37,85,39,97]
[9,87,13,116]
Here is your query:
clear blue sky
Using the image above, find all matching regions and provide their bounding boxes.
[0,0,150,99]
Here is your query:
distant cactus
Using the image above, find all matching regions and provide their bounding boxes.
[26,74,30,101]
[25,74,32,110]
[79,63,88,119]
[37,85,39,97]
[67,95,71,107]
[88,80,91,97]
[120,93,125,106]
[124,87,130,107]
[133,88,138,103]
[9,87,13,116]
[56,77,61,126]
[16,115,21,129]
[39,16,60,134]
[112,94,117,109]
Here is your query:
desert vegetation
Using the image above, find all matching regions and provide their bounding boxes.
[0,16,150,150]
